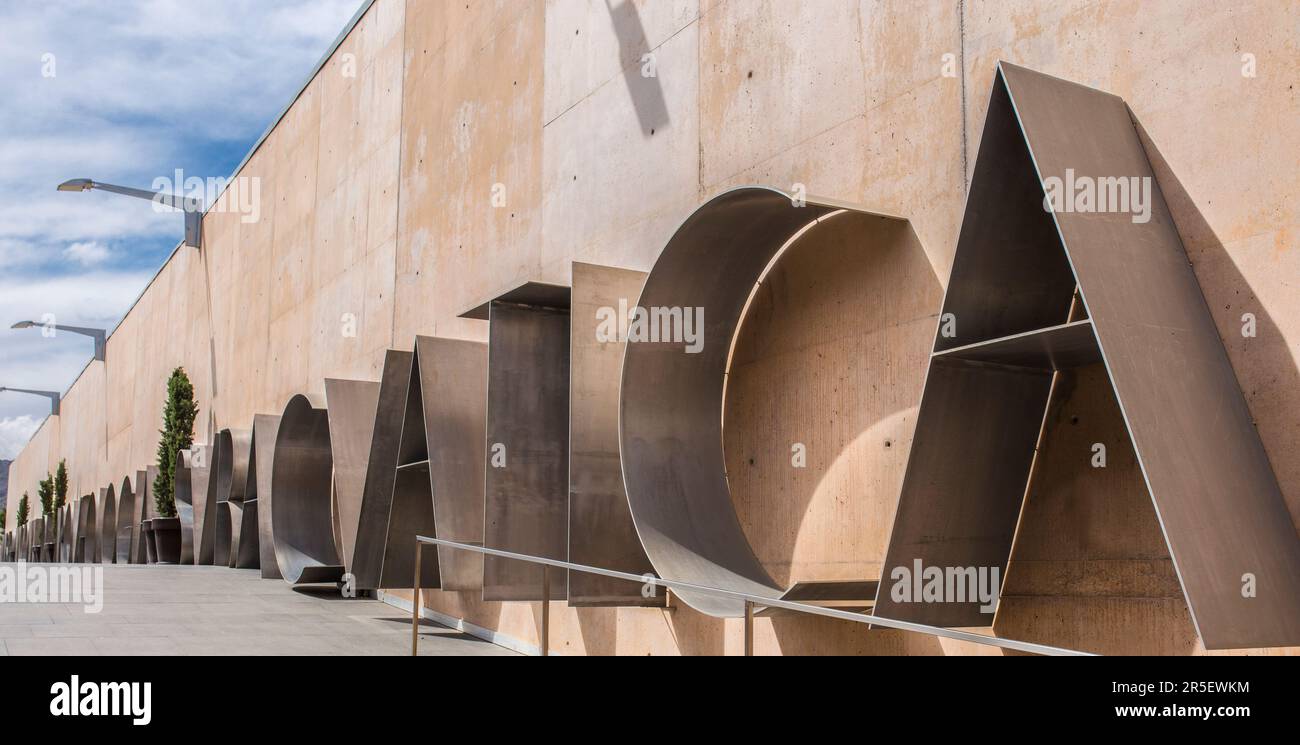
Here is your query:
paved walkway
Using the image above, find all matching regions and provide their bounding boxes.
[0,564,516,656]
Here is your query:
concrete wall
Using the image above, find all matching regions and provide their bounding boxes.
[6,0,1297,655]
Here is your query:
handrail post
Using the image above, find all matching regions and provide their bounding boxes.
[744,600,754,656]
[411,541,422,657]
[540,565,550,657]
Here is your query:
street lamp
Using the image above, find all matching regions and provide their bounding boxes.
[57,178,202,248]
[0,387,61,416]
[11,321,106,362]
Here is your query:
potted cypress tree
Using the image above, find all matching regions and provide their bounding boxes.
[151,368,197,564]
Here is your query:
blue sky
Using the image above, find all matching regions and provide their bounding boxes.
[0,0,363,458]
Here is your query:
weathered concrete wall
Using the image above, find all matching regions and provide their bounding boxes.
[6,0,1297,655]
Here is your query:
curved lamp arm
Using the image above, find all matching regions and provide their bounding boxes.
[0,387,61,416]
[11,321,106,362]
[58,178,202,248]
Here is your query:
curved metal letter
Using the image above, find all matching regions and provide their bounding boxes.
[176,449,196,564]
[99,485,116,564]
[75,494,96,563]
[116,476,135,564]
[620,186,916,617]
[213,429,251,567]
[271,393,343,584]
[252,414,281,578]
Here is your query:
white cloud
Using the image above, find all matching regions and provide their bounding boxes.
[0,416,41,460]
[0,269,155,423]
[0,0,360,432]
[0,0,362,254]
[63,240,111,266]
[0,269,153,330]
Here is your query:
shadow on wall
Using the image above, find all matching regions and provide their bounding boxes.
[1134,114,1300,534]
[606,0,670,137]
[724,217,941,571]
[721,211,942,654]
[992,365,1202,656]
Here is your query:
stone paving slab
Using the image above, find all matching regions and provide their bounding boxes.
[0,564,516,657]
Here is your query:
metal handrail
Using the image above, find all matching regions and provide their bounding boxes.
[410,536,1094,657]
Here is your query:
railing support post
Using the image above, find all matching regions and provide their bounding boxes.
[744,600,754,656]
[540,565,550,657]
[411,541,422,657]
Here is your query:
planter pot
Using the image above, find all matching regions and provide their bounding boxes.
[152,517,181,565]
[143,520,157,565]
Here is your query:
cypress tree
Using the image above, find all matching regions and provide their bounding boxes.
[53,459,68,512]
[37,474,53,517]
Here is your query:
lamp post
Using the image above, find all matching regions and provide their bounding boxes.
[11,321,106,362]
[57,178,202,249]
[0,387,61,416]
